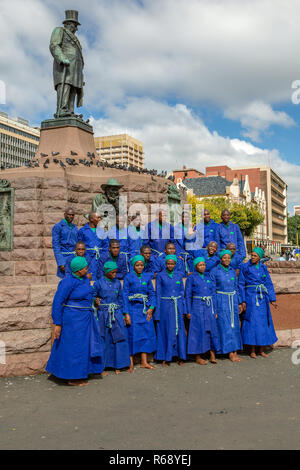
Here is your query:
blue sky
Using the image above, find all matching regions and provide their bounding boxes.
[0,0,299,210]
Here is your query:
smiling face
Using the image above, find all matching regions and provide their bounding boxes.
[64,208,75,224]
[165,243,176,255]
[221,253,231,267]
[203,209,211,224]
[207,241,218,256]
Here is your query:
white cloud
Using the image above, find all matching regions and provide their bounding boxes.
[90,98,300,207]
[225,101,296,141]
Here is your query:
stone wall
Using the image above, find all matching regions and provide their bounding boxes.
[0,166,185,377]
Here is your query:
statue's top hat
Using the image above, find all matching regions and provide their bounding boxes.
[63,10,81,26]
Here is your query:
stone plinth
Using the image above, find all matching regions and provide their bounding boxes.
[36,119,97,163]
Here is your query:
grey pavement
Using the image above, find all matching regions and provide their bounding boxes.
[0,348,299,450]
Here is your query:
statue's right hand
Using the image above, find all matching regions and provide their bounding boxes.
[61,58,70,66]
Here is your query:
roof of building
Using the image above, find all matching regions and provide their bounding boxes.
[183,176,234,196]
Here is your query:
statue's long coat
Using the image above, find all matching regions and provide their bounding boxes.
[49,26,84,106]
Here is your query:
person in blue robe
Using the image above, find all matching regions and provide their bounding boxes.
[190,241,220,273]
[96,239,128,280]
[194,209,219,248]
[65,241,92,280]
[52,208,78,279]
[173,210,196,275]
[154,254,187,366]
[127,215,147,258]
[77,212,108,280]
[144,208,175,259]
[107,215,130,271]
[93,261,130,373]
[239,247,278,358]
[46,256,103,386]
[215,209,246,258]
[156,242,186,277]
[186,257,220,364]
[129,245,158,278]
[123,255,157,372]
[226,242,244,276]
[210,249,243,362]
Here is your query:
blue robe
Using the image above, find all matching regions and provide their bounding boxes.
[144,220,175,258]
[123,271,157,355]
[185,272,220,354]
[195,219,218,248]
[107,226,130,271]
[191,249,220,273]
[154,271,187,361]
[46,275,103,379]
[127,226,147,258]
[52,219,78,278]
[77,223,109,279]
[239,260,278,346]
[96,252,128,280]
[230,253,244,272]
[215,221,246,258]
[93,277,130,369]
[210,264,243,354]
[156,254,186,277]
[173,223,195,274]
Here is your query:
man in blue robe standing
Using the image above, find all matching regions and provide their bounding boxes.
[144,208,175,260]
[215,209,246,259]
[52,207,78,278]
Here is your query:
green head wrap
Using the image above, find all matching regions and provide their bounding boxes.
[165,254,177,263]
[253,247,264,259]
[130,255,145,266]
[193,256,206,267]
[219,249,232,259]
[70,256,88,273]
[103,261,118,274]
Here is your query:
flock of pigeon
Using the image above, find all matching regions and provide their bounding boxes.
[1,150,175,181]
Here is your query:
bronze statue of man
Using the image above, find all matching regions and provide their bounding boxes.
[50,10,84,118]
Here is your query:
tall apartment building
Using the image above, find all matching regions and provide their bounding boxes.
[175,164,288,249]
[0,112,40,168]
[94,134,144,170]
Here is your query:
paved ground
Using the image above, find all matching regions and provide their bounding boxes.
[0,348,299,450]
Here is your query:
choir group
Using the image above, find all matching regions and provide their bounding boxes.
[46,207,278,386]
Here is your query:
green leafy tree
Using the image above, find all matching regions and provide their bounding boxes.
[187,195,264,236]
[287,214,300,244]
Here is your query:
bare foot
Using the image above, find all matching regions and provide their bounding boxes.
[250,352,257,359]
[127,366,134,373]
[259,351,268,357]
[229,352,242,362]
[209,358,218,364]
[68,380,88,387]
[101,371,108,377]
[140,363,156,370]
[162,361,170,367]
[177,360,185,366]
[196,357,208,365]
[209,352,217,364]
[115,369,121,375]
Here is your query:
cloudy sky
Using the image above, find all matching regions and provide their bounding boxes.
[0,0,299,210]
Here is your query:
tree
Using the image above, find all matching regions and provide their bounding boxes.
[287,214,300,244]
[187,195,264,236]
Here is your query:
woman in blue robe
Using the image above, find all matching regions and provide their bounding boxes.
[93,261,130,373]
[215,210,246,258]
[123,255,157,372]
[210,250,243,362]
[46,257,103,386]
[154,255,187,366]
[186,257,220,364]
[239,247,278,358]
[156,242,186,277]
